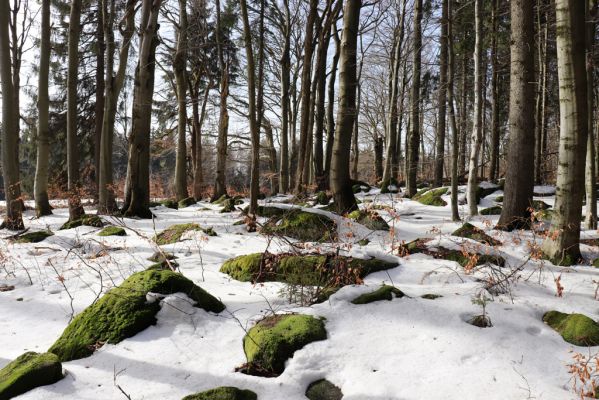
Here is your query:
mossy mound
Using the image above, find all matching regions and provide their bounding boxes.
[220,253,397,286]
[60,215,104,230]
[352,184,370,194]
[243,314,326,376]
[543,311,599,346]
[148,251,177,263]
[347,210,389,231]
[380,178,399,194]
[178,197,197,208]
[155,223,215,245]
[0,352,63,400]
[182,387,257,400]
[247,205,288,218]
[480,206,502,216]
[98,226,126,237]
[48,269,224,361]
[158,199,179,209]
[532,200,551,211]
[413,187,448,206]
[351,285,405,305]
[398,239,505,268]
[421,294,442,300]
[305,379,343,400]
[315,191,331,205]
[475,185,500,203]
[452,223,500,246]
[262,210,336,242]
[494,196,503,203]
[15,230,54,243]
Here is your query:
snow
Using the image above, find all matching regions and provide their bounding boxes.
[0,188,597,399]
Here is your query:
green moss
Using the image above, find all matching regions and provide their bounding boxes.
[351,285,405,304]
[182,387,257,400]
[445,250,505,268]
[315,191,331,205]
[305,379,343,400]
[380,178,399,194]
[48,270,224,361]
[251,205,288,218]
[495,196,503,203]
[532,200,551,211]
[220,198,238,213]
[358,238,370,246]
[413,187,448,206]
[543,311,599,346]
[147,251,177,263]
[262,210,336,242]
[452,223,500,246]
[98,226,127,237]
[243,314,327,375]
[0,352,63,400]
[60,215,104,230]
[159,199,179,209]
[212,194,230,205]
[220,253,397,285]
[178,197,197,208]
[480,206,502,216]
[347,210,389,231]
[154,223,215,245]
[593,258,599,268]
[421,294,442,300]
[15,230,54,243]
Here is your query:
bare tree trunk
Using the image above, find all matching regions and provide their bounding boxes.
[263,117,278,193]
[458,54,468,177]
[448,0,459,222]
[211,0,229,201]
[351,79,361,179]
[192,83,210,199]
[324,27,341,188]
[585,0,597,229]
[123,0,162,218]
[0,0,24,229]
[173,0,189,201]
[433,0,448,187]
[331,0,361,214]
[497,0,536,230]
[98,0,135,214]
[542,0,588,265]
[279,0,291,193]
[66,0,85,221]
[94,4,105,200]
[488,0,500,182]
[466,0,483,216]
[34,0,52,217]
[406,0,423,197]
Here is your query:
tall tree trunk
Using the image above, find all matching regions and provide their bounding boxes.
[406,0,423,197]
[331,0,361,214]
[263,117,278,193]
[458,54,468,177]
[34,0,52,217]
[94,4,105,199]
[433,0,448,187]
[351,79,361,179]
[534,0,548,183]
[448,0,459,221]
[211,0,229,201]
[541,0,588,265]
[279,0,291,193]
[98,0,135,214]
[324,27,341,188]
[497,0,536,230]
[122,0,162,218]
[488,0,500,182]
[66,0,85,221]
[466,0,484,216]
[192,83,210,199]
[585,0,597,229]
[294,0,319,193]
[0,0,24,229]
[173,0,189,201]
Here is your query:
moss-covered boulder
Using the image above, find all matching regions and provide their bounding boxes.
[156,199,178,209]
[0,352,63,400]
[48,270,224,361]
[398,239,505,268]
[98,226,126,237]
[475,185,500,203]
[351,285,405,305]
[347,210,389,231]
[452,223,500,246]
[543,311,599,346]
[182,387,257,400]
[60,215,104,230]
[154,223,215,245]
[15,230,54,243]
[380,178,399,194]
[220,253,397,286]
[179,197,197,208]
[480,206,502,216]
[243,314,327,375]
[148,251,177,263]
[413,187,448,206]
[494,196,503,203]
[315,191,331,205]
[305,379,343,400]
[262,210,336,242]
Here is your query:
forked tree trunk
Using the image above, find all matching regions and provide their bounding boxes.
[541,0,588,265]
[466,0,483,216]
[66,0,85,221]
[331,0,361,214]
[496,0,536,230]
[34,0,52,217]
[173,0,189,201]
[0,0,24,229]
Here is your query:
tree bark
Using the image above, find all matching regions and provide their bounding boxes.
[173,0,189,201]
[331,0,361,214]
[448,0,459,221]
[94,4,106,199]
[488,0,500,182]
[541,0,588,265]
[324,27,341,188]
[279,0,291,193]
[585,0,597,229]
[496,0,536,230]
[433,0,448,187]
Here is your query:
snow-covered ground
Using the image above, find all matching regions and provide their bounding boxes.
[1,186,599,399]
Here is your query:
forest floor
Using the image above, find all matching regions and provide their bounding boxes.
[1,185,599,399]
